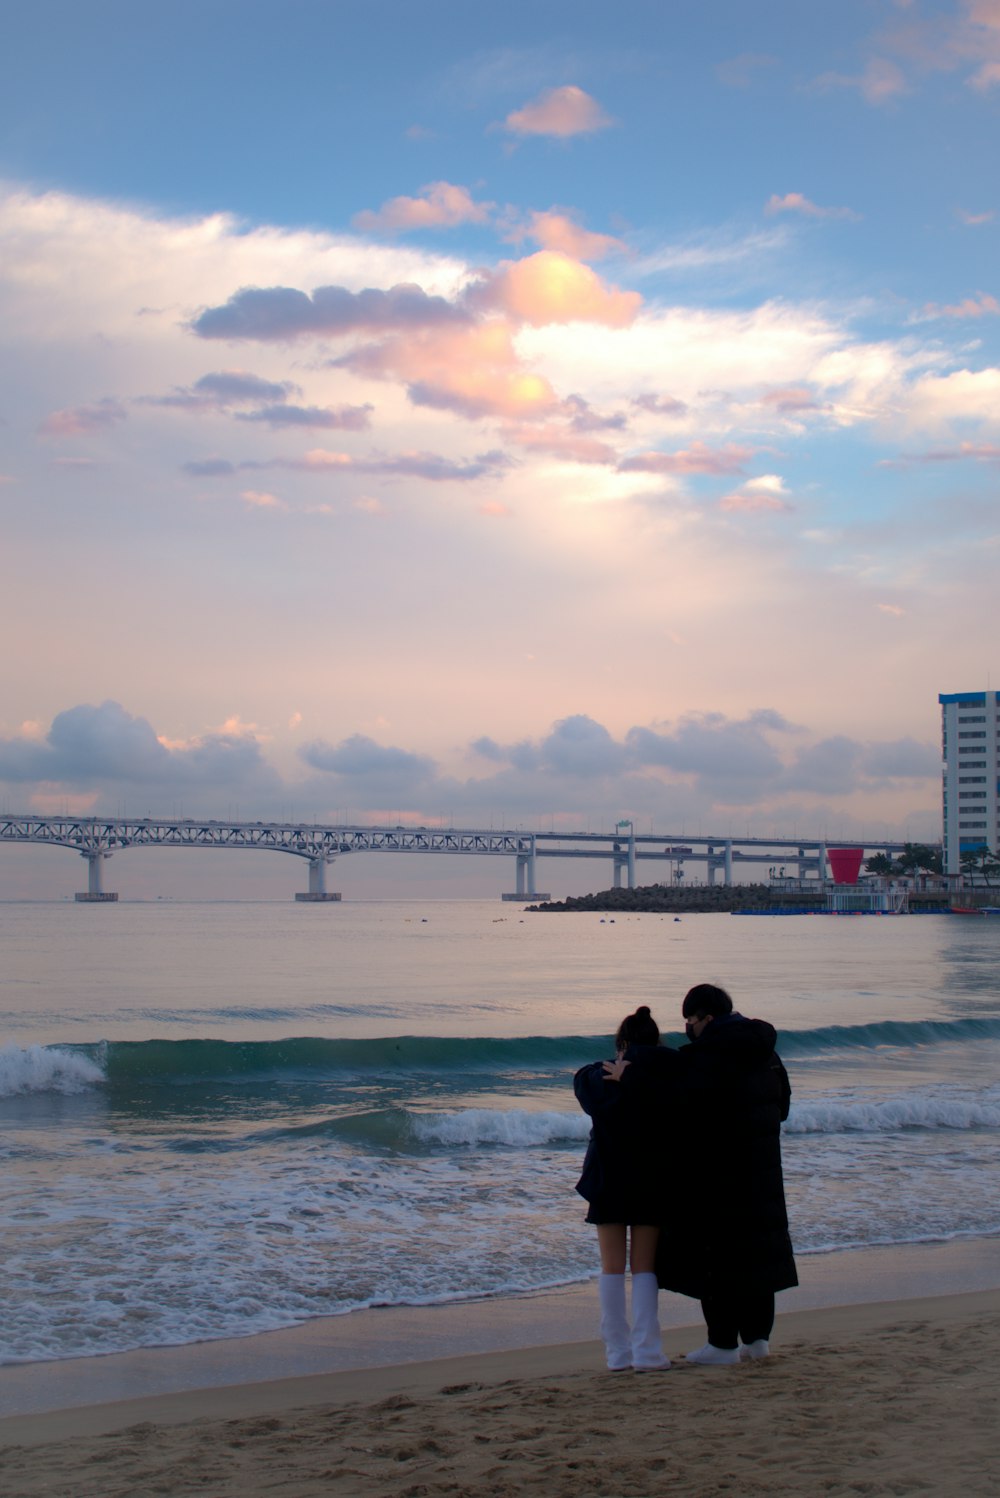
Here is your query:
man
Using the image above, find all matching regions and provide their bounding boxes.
[657,982,797,1364]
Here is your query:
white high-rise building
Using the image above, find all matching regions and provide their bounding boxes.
[940,690,1000,874]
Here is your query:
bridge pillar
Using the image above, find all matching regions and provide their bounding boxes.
[707,847,717,886]
[295,856,341,902]
[501,846,549,902]
[724,840,733,887]
[75,852,118,903]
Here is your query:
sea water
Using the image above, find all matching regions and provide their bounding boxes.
[1,900,999,1365]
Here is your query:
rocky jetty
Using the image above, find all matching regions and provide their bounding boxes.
[526,883,821,913]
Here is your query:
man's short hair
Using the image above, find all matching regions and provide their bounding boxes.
[682,983,733,1019]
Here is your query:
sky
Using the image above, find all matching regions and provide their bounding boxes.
[2,0,999,899]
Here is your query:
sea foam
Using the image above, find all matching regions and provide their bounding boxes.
[0,1044,105,1098]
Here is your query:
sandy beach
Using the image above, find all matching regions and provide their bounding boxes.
[3,1284,999,1497]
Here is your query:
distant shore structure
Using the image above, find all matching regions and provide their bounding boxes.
[940,690,1000,875]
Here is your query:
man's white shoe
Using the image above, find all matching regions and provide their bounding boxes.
[740,1339,770,1361]
[685,1342,739,1366]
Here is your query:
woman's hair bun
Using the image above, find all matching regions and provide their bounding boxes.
[636,1005,651,1018]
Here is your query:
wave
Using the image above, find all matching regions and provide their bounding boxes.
[4,1014,1000,1097]
[261,1094,999,1152]
[0,1044,105,1098]
[787,1093,1000,1133]
[777,1016,1000,1055]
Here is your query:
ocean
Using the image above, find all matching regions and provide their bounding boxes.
[2,899,999,1367]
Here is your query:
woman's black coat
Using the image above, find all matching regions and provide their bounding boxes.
[574,1044,676,1225]
[655,1014,798,1298]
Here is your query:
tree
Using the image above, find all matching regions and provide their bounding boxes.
[864,853,898,877]
[960,846,1000,887]
[896,843,943,877]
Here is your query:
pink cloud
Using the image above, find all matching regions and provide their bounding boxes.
[618,442,756,476]
[240,489,286,509]
[503,85,612,138]
[765,193,859,221]
[499,423,618,466]
[759,385,821,413]
[504,210,626,262]
[479,501,512,517]
[38,399,128,437]
[812,58,908,104]
[970,58,1000,86]
[957,208,996,224]
[336,321,559,421]
[353,181,494,233]
[719,475,792,512]
[886,441,1000,465]
[719,492,791,513]
[921,291,1000,318]
[470,251,640,327]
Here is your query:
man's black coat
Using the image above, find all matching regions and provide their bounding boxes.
[655,1014,798,1299]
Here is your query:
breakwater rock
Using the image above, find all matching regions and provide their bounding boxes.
[526,883,817,913]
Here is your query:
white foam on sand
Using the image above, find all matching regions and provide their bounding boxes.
[2,1234,998,1421]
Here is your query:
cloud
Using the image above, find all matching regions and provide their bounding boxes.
[38,399,128,437]
[0,701,277,790]
[183,458,237,476]
[631,393,688,417]
[498,422,618,465]
[811,57,908,104]
[503,210,626,262]
[192,282,468,341]
[473,715,628,777]
[758,385,821,414]
[238,447,512,482]
[720,474,793,513]
[234,403,373,430]
[969,59,1000,88]
[626,711,789,800]
[883,440,1000,466]
[920,291,1000,319]
[336,320,559,420]
[957,208,996,225]
[353,182,494,232]
[502,85,613,138]
[876,602,905,616]
[149,370,296,409]
[468,251,640,326]
[618,442,755,476]
[765,193,860,221]
[240,489,285,509]
[299,733,436,789]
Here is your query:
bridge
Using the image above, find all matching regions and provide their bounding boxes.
[0,814,912,902]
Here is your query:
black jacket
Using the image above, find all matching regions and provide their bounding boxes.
[574,1043,677,1224]
[655,1013,797,1297]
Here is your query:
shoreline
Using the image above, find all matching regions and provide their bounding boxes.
[3,1234,998,1441]
[3,1289,999,1498]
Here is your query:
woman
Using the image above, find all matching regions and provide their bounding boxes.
[574,1005,673,1371]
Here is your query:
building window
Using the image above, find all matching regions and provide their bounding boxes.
[959,821,987,829]
[959,731,987,739]
[960,776,987,783]
[960,761,987,768]
[959,715,986,723]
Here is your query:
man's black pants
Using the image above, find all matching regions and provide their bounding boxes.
[700,1290,775,1350]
